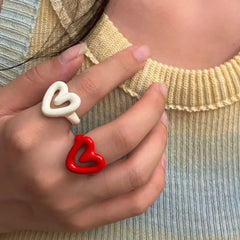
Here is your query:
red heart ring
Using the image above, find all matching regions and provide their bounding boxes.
[66,135,106,174]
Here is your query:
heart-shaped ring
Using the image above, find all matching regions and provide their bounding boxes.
[66,135,106,174]
[42,81,81,125]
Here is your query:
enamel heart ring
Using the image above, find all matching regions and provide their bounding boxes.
[41,81,81,125]
[66,134,106,174]
[42,81,106,174]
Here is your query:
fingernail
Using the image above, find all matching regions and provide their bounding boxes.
[160,83,168,99]
[133,45,150,62]
[161,111,168,129]
[161,154,167,170]
[59,43,88,64]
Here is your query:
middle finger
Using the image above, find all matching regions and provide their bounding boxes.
[87,82,167,164]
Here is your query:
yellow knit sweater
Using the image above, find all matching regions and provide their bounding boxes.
[1,0,240,239]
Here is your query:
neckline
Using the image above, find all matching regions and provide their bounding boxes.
[84,13,240,112]
[50,0,240,112]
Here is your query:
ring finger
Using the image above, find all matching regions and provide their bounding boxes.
[68,112,167,205]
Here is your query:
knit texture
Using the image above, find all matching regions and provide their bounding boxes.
[82,14,240,113]
[0,0,41,86]
[0,0,240,239]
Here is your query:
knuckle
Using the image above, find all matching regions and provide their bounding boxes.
[50,199,75,217]
[130,175,165,217]
[2,119,43,154]
[3,119,46,154]
[25,65,43,84]
[5,125,34,153]
[127,165,150,189]
[24,172,60,200]
[112,125,136,152]
[25,174,52,197]
[130,196,149,216]
[80,73,99,95]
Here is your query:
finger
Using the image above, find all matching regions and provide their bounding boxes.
[0,43,87,114]
[18,45,150,129]
[68,45,150,117]
[68,157,165,232]
[87,82,167,164]
[80,114,167,204]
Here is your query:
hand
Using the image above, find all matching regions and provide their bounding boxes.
[0,43,168,233]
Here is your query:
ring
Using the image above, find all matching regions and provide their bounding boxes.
[41,81,81,125]
[66,135,106,174]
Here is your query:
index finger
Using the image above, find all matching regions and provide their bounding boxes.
[68,45,150,117]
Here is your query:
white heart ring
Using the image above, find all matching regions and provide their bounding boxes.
[41,81,81,125]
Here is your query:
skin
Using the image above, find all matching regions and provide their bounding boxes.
[106,0,240,69]
[4,0,238,232]
[0,45,167,232]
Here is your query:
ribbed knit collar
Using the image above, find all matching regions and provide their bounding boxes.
[51,0,240,112]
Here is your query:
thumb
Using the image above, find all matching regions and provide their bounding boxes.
[0,43,87,114]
